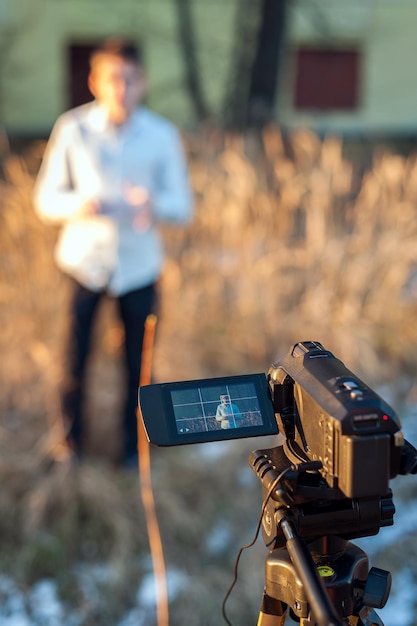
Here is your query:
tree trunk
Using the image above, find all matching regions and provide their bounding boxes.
[222,0,263,130]
[247,0,287,126]
[173,0,210,123]
[223,0,287,130]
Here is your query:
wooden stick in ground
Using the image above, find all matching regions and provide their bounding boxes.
[136,314,169,626]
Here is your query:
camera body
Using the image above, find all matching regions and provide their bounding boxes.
[268,341,403,500]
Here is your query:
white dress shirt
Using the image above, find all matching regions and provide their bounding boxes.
[33,102,193,295]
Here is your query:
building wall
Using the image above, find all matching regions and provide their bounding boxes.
[1,0,417,136]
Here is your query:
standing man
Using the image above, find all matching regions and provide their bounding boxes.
[33,38,193,465]
[215,395,243,429]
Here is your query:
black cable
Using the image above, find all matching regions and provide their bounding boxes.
[221,466,293,626]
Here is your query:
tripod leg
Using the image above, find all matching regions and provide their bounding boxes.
[257,593,287,626]
[257,612,286,626]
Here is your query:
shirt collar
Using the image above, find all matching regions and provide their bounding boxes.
[86,101,146,134]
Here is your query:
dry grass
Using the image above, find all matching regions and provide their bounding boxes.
[156,127,417,391]
[1,128,417,624]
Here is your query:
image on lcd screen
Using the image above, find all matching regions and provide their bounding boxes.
[170,381,264,435]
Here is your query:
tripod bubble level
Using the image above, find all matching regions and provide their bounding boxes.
[317,565,335,579]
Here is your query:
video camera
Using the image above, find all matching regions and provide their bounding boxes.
[139,340,413,499]
[139,340,417,625]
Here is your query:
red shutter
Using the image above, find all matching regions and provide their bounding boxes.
[294,48,360,110]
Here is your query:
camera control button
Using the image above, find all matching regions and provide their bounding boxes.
[341,379,359,390]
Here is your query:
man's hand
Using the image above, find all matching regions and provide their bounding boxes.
[79,199,101,217]
[123,184,152,231]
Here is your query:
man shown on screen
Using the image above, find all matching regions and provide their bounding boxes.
[215,394,243,429]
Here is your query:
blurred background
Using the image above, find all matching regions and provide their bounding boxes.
[2,0,417,624]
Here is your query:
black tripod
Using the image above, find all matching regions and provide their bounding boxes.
[250,445,394,626]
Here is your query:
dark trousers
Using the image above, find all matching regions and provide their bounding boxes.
[61,278,157,459]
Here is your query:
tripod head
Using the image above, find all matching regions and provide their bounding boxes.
[250,341,417,625]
